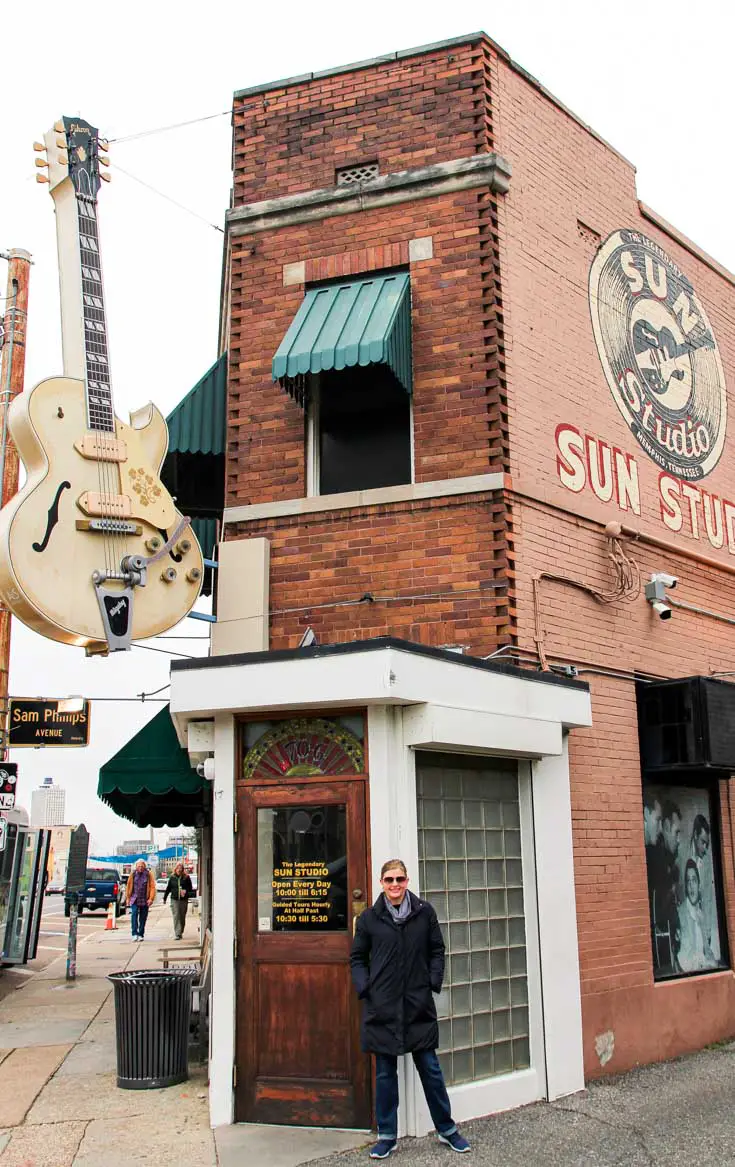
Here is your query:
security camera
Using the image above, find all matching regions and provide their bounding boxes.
[645,574,676,620]
[650,600,673,620]
[196,758,215,781]
[651,572,677,589]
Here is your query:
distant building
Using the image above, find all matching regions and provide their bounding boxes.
[30,778,65,827]
[115,838,154,856]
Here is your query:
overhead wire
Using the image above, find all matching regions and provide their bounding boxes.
[112,163,224,233]
[108,110,232,144]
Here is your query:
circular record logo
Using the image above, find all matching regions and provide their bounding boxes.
[589,229,727,480]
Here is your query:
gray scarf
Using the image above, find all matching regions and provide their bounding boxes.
[384,892,411,923]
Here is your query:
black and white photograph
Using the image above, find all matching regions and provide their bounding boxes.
[643,783,727,979]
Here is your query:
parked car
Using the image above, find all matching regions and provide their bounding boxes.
[45,880,65,895]
[65,867,126,916]
[155,876,168,893]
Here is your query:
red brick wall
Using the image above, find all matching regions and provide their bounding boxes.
[233,38,492,206]
[492,52,735,1073]
[231,493,512,651]
[225,34,735,1081]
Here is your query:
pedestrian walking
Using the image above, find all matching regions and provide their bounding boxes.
[125,860,155,941]
[350,859,470,1158]
[163,862,194,939]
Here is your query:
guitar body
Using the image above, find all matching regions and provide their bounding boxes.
[0,374,203,649]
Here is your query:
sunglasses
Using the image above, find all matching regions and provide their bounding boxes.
[382,875,407,884]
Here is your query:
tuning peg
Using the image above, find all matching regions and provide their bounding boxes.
[33,141,46,153]
[54,120,64,133]
[98,140,109,153]
[55,135,66,149]
[99,156,110,167]
[34,157,48,168]
[35,173,50,184]
[100,172,111,183]
[57,150,68,164]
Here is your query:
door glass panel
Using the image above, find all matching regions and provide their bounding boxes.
[257,805,347,932]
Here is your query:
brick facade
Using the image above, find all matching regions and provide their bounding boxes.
[222,33,735,1084]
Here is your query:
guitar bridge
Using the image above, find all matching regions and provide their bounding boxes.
[77,519,141,535]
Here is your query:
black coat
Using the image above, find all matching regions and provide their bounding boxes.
[163,873,193,903]
[349,890,445,1056]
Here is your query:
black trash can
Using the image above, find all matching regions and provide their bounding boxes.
[108,968,197,1089]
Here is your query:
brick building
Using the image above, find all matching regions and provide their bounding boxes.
[169,32,735,1132]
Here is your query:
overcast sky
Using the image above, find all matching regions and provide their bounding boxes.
[2,0,733,850]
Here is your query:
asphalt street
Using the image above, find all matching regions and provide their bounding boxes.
[303,1043,735,1166]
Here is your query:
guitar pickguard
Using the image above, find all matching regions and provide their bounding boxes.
[32,480,71,553]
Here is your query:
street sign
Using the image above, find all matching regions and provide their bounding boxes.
[8,699,90,747]
[0,818,6,853]
[0,764,17,809]
[65,824,90,893]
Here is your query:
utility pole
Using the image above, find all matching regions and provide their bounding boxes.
[0,250,31,756]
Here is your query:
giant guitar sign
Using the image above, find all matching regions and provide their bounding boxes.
[0,117,203,654]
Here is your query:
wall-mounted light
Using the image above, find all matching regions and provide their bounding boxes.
[644,573,678,620]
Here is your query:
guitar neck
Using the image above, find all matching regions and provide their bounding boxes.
[46,123,115,434]
[76,197,115,433]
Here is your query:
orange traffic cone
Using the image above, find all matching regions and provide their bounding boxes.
[105,901,117,930]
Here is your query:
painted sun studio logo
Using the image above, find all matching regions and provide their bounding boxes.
[589,230,727,480]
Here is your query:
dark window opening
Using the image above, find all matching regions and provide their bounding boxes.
[316,365,411,495]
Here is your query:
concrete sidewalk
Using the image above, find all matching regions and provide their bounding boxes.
[0,902,215,1166]
[0,904,366,1167]
[1,910,733,1166]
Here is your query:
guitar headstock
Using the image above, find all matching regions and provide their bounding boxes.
[34,117,110,200]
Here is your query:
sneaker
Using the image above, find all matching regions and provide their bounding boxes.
[438,1131,470,1153]
[369,1140,397,1159]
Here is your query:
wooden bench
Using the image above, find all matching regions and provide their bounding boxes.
[158,929,212,1060]
[158,943,201,970]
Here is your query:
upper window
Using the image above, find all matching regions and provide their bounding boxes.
[308,365,411,496]
[272,272,413,497]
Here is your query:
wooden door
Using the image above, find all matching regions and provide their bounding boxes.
[235,779,371,1127]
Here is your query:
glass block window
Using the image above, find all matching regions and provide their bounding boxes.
[416,752,530,1086]
[335,162,379,186]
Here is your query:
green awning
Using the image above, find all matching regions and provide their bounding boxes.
[273,272,412,401]
[98,706,209,828]
[166,354,227,456]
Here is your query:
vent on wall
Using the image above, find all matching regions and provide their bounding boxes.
[336,162,379,186]
[637,676,735,773]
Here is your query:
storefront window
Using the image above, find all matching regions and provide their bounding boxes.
[257,805,348,932]
[416,754,529,1086]
[643,781,728,980]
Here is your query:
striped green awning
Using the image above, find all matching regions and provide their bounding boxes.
[166,354,227,456]
[98,705,209,828]
[272,272,412,402]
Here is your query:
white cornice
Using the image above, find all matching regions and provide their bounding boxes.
[224,471,506,525]
[227,153,512,236]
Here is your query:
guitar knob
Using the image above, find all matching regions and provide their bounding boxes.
[145,536,162,553]
[186,567,202,583]
[175,539,192,555]
[160,567,177,583]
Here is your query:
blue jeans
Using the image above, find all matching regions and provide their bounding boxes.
[375,1051,456,1141]
[130,903,149,938]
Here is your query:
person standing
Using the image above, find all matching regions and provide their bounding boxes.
[163,862,194,940]
[125,860,155,941]
[350,859,470,1158]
